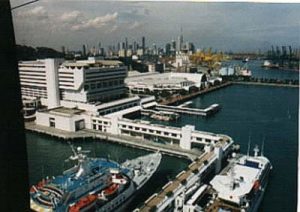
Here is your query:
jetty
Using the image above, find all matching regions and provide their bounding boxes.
[25,122,200,160]
[159,81,232,105]
[156,104,220,116]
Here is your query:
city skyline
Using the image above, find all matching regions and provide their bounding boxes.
[11,1,300,52]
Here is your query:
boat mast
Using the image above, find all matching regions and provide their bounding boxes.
[247,134,251,157]
[261,137,265,156]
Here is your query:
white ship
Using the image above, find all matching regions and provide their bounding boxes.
[30,145,162,212]
[179,145,271,212]
[206,145,272,212]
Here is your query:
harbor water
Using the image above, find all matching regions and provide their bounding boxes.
[26,60,298,211]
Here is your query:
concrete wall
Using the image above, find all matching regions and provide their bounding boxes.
[45,59,61,109]
[36,111,85,132]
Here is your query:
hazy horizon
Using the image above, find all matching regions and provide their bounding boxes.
[11,1,300,52]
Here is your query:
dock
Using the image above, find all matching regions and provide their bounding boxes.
[156,104,220,116]
[159,81,233,105]
[25,122,200,160]
[138,151,217,212]
[232,81,299,88]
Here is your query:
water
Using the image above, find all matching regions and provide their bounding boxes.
[26,61,298,211]
[26,133,189,210]
[223,59,299,80]
[142,84,298,212]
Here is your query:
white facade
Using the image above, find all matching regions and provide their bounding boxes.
[45,59,61,109]
[126,72,207,93]
[174,52,190,68]
[36,108,86,132]
[19,58,128,107]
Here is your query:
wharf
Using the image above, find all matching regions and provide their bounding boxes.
[160,82,233,106]
[25,122,200,160]
[138,151,216,212]
[156,104,220,116]
[232,81,299,88]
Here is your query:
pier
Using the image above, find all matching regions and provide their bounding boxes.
[156,104,220,116]
[232,81,299,88]
[137,150,219,212]
[159,82,233,105]
[25,122,201,160]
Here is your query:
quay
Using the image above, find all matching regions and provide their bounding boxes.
[232,81,299,88]
[159,82,233,105]
[156,104,220,116]
[136,141,235,212]
[25,122,201,160]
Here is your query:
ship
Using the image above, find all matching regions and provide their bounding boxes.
[30,145,162,212]
[205,145,272,212]
[261,60,279,69]
[179,145,271,212]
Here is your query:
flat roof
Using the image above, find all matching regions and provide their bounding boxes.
[46,107,85,116]
[63,60,123,68]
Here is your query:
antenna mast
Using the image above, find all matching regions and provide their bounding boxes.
[261,137,265,156]
[247,134,251,157]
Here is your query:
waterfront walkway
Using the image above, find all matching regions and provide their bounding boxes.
[232,81,299,88]
[156,104,220,116]
[159,82,233,105]
[25,122,200,160]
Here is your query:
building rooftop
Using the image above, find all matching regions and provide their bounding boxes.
[43,107,85,117]
[63,59,124,68]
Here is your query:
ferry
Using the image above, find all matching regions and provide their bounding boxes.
[30,145,162,212]
[180,145,272,212]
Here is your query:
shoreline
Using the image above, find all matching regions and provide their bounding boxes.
[231,81,299,88]
[25,122,199,161]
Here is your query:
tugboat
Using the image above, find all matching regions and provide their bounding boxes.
[30,145,162,212]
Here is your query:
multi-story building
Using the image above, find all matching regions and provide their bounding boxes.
[19,57,138,117]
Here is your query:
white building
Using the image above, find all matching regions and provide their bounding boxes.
[125,72,207,93]
[19,58,141,117]
[174,52,190,68]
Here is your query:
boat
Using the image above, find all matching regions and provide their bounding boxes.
[242,57,249,63]
[261,60,279,69]
[30,145,162,212]
[179,145,272,212]
[205,145,272,212]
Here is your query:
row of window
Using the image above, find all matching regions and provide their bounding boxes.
[84,79,124,91]
[119,125,180,138]
[98,102,138,115]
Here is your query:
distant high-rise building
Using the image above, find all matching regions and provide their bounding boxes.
[82,45,87,57]
[176,28,184,52]
[142,36,145,53]
[165,43,171,56]
[171,40,176,51]
[125,37,128,50]
[61,46,65,55]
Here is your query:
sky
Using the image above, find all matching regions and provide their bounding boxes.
[11,0,300,52]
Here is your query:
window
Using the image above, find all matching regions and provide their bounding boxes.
[49,117,55,127]
[97,82,102,88]
[84,84,89,90]
[91,84,96,89]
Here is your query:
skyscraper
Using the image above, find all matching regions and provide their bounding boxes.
[142,36,145,53]
[125,37,128,50]
[82,44,86,57]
